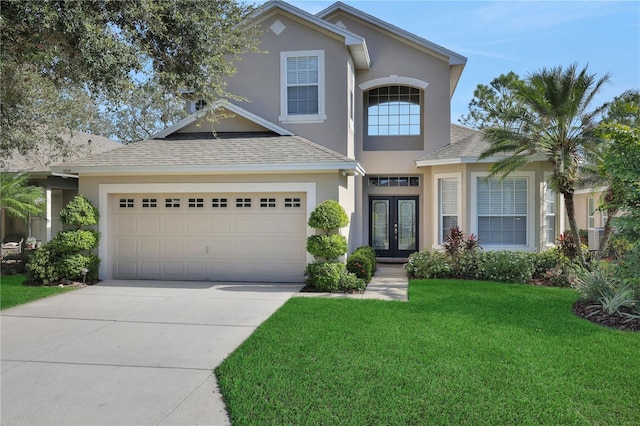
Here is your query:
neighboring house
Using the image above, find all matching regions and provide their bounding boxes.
[1,131,120,245]
[574,187,609,250]
[53,1,557,283]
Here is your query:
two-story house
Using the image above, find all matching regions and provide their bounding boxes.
[55,1,556,283]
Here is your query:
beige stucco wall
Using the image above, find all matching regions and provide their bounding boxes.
[573,190,607,231]
[226,11,352,156]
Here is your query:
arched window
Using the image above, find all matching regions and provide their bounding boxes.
[366,86,421,136]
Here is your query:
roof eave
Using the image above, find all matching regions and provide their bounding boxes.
[416,154,548,167]
[51,161,361,175]
[153,100,295,139]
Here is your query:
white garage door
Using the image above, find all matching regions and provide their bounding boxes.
[111,193,306,282]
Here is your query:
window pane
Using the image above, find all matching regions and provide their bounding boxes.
[367,85,421,136]
[476,176,528,245]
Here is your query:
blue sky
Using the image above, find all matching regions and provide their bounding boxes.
[282,0,640,123]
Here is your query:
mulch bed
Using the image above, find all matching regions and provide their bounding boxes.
[22,279,91,288]
[573,301,640,332]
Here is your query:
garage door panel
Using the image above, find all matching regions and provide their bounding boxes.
[211,218,232,233]
[163,262,184,276]
[233,239,256,256]
[186,217,208,233]
[233,218,255,233]
[115,238,138,255]
[116,217,138,234]
[140,261,161,276]
[140,239,162,256]
[186,240,208,255]
[186,262,208,279]
[163,218,184,233]
[140,218,162,233]
[163,240,184,255]
[112,192,306,282]
[116,260,138,276]
[210,239,232,255]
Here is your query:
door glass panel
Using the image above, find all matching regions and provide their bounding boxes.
[397,200,416,250]
[372,200,389,250]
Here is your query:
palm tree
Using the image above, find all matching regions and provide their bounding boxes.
[479,63,611,266]
[0,172,45,225]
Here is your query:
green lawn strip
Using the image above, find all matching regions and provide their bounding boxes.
[216,279,640,425]
[1,274,77,310]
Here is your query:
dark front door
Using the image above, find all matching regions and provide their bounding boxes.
[369,196,418,258]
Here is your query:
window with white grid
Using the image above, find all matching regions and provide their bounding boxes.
[476,176,528,246]
[544,186,556,245]
[439,178,459,244]
[280,50,325,122]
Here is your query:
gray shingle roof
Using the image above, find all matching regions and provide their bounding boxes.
[2,131,121,173]
[55,133,357,173]
[417,124,490,165]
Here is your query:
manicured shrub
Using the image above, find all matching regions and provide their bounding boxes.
[307,200,349,231]
[346,251,373,282]
[305,262,346,292]
[50,230,100,254]
[532,247,578,287]
[27,196,101,284]
[59,195,99,227]
[475,251,535,284]
[339,270,366,292]
[306,234,348,261]
[450,250,481,280]
[405,250,452,279]
[354,246,377,272]
[26,246,60,284]
[58,253,101,282]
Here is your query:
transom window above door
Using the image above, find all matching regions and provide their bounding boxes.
[367,86,421,136]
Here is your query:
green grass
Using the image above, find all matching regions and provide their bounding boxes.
[1,274,76,310]
[216,280,640,425]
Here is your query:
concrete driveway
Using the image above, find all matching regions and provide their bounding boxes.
[1,279,303,425]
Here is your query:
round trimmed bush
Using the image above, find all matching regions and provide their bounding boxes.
[354,246,377,272]
[307,200,349,231]
[60,195,99,227]
[306,234,348,260]
[305,262,346,292]
[339,271,365,292]
[50,230,100,254]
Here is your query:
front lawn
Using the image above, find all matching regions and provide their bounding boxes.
[0,274,77,310]
[216,280,640,425]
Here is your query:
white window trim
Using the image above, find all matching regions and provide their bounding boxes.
[543,177,557,247]
[348,59,355,132]
[587,197,595,229]
[432,172,461,249]
[98,182,317,280]
[470,171,536,252]
[279,50,326,123]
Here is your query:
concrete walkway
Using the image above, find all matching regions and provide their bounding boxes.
[296,263,409,301]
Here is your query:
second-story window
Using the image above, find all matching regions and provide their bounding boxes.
[280,50,325,123]
[366,86,421,136]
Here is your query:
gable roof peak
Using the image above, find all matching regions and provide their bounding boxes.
[251,0,370,69]
[316,1,466,67]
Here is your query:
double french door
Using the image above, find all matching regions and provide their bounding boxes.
[369,196,418,258]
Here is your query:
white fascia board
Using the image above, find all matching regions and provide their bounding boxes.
[65,162,360,175]
[415,154,549,168]
[153,100,294,139]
